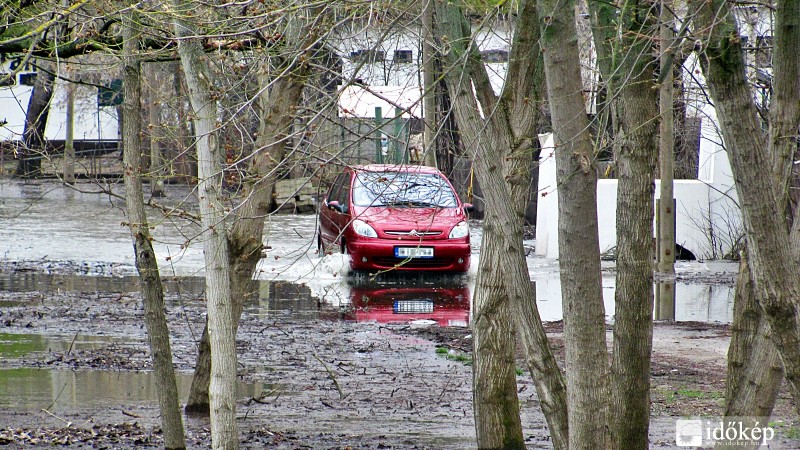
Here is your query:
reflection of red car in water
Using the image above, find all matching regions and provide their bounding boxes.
[346,284,471,327]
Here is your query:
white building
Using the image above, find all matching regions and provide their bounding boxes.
[534,116,741,261]
[1,56,119,146]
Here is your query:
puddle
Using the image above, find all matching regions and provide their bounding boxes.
[0,367,283,411]
[0,271,473,325]
[0,270,736,324]
[344,278,471,327]
[0,272,206,297]
[534,274,734,324]
[0,333,130,357]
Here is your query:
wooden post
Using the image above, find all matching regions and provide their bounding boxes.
[422,0,437,167]
[657,0,675,273]
[63,76,76,183]
[374,106,384,164]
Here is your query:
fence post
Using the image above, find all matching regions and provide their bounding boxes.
[374,106,384,164]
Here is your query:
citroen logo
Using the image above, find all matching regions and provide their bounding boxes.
[409,229,420,237]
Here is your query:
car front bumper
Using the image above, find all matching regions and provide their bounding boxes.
[347,239,471,273]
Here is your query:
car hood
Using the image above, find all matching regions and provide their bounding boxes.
[352,205,465,230]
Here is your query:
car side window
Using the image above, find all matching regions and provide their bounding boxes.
[328,173,345,204]
[337,174,351,212]
[327,172,350,213]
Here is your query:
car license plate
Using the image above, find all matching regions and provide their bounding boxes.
[394,300,434,314]
[395,246,434,258]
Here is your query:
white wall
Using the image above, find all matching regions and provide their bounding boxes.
[533,271,734,323]
[1,72,118,142]
[535,119,741,261]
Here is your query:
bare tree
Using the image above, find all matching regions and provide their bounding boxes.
[433,1,568,448]
[169,1,239,447]
[120,7,186,449]
[183,5,327,414]
[717,250,783,449]
[695,0,800,418]
[587,1,660,446]
[537,0,609,447]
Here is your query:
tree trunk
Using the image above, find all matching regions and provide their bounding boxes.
[715,250,783,449]
[171,2,239,447]
[17,64,54,178]
[471,221,524,448]
[422,0,438,167]
[62,74,76,184]
[146,63,165,198]
[121,12,186,450]
[696,0,800,415]
[184,18,320,413]
[434,2,568,448]
[594,3,660,448]
[537,0,609,448]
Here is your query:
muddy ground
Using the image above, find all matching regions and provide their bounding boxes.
[0,262,798,449]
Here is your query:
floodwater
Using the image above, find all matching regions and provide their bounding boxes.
[0,179,741,441]
[0,364,281,412]
[1,179,738,325]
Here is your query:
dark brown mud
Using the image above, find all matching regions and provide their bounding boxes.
[0,264,798,449]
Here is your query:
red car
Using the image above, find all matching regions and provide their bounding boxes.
[317,164,472,273]
[345,284,471,327]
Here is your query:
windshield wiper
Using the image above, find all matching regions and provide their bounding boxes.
[384,200,439,208]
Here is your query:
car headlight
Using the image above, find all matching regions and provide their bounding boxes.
[352,219,378,238]
[448,221,469,239]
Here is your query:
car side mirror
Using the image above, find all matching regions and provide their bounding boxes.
[463,203,474,213]
[328,200,345,213]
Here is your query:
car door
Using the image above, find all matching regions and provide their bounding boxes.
[319,173,345,244]
[320,171,348,246]
[330,171,353,248]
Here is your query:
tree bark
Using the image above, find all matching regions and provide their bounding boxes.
[695,0,800,415]
[146,63,166,198]
[471,222,524,449]
[591,2,660,448]
[171,1,239,447]
[17,63,54,178]
[537,0,609,448]
[184,67,307,413]
[715,250,783,449]
[121,11,186,449]
[422,0,438,167]
[184,14,321,414]
[434,2,568,448]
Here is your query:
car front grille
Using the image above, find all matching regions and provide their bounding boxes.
[372,257,455,269]
[383,230,442,238]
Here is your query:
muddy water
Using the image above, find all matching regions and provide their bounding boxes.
[0,268,732,326]
[534,274,734,324]
[1,180,737,323]
[0,331,286,411]
[0,179,742,442]
[0,366,280,411]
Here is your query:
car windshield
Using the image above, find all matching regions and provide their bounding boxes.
[353,171,458,208]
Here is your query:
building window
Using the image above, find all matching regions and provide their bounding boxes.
[0,73,15,87]
[394,50,413,63]
[98,79,123,106]
[481,49,508,63]
[350,49,385,64]
[18,73,37,86]
[755,35,772,68]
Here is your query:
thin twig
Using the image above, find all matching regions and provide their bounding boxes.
[312,353,346,400]
[41,408,72,427]
[66,332,79,356]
